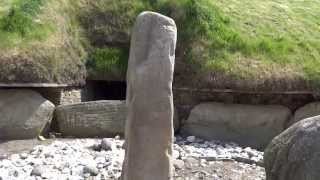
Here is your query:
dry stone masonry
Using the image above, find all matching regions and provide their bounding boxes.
[122,11,177,180]
[59,89,82,105]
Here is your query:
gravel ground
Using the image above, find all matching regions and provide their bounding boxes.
[0,136,265,180]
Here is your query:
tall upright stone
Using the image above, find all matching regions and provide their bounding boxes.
[122,11,177,180]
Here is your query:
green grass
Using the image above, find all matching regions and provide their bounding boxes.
[87,47,129,78]
[1,0,44,34]
[0,0,87,84]
[78,0,320,89]
[0,0,52,47]
[73,0,146,79]
[211,0,320,86]
[152,0,320,84]
[1,0,319,89]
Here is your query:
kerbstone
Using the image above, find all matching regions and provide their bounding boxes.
[55,100,126,137]
[265,115,320,180]
[0,89,55,139]
[181,102,292,149]
[55,101,179,137]
[287,102,320,127]
[122,11,177,180]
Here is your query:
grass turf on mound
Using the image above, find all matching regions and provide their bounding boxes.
[1,0,319,90]
[209,0,320,90]
[78,0,320,91]
[0,0,86,84]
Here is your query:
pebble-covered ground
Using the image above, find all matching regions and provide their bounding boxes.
[0,136,265,180]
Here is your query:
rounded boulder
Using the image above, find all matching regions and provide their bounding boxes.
[0,89,55,139]
[265,115,320,180]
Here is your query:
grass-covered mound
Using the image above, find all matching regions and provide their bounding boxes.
[1,0,319,91]
[75,0,140,81]
[0,0,86,85]
[79,0,320,91]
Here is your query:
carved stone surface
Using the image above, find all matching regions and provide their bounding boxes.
[122,11,177,180]
[55,100,126,137]
[0,89,55,139]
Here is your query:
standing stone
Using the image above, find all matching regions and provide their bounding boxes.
[122,11,177,180]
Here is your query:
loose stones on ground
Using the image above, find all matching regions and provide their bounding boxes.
[0,139,125,180]
[0,136,265,180]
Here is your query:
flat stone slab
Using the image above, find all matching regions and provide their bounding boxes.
[55,100,126,137]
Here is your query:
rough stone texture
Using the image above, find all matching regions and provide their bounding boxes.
[264,115,320,180]
[55,100,179,137]
[287,102,320,127]
[0,89,55,139]
[59,89,82,105]
[55,100,126,137]
[122,11,177,180]
[181,102,292,149]
[36,87,81,106]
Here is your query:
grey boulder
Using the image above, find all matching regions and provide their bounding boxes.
[264,115,320,180]
[287,102,320,127]
[0,89,55,139]
[55,100,179,138]
[181,102,292,149]
[55,100,126,137]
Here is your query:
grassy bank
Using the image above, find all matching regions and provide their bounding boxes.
[77,0,320,90]
[210,0,320,89]
[0,0,319,90]
[0,0,86,84]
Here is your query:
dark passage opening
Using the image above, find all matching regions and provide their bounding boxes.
[82,80,127,101]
